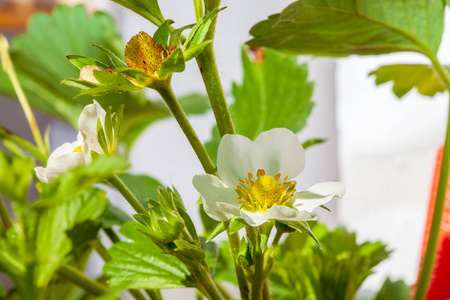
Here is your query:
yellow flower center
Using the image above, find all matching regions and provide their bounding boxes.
[72,146,83,153]
[236,169,296,213]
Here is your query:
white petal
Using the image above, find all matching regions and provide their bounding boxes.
[78,101,106,154]
[293,181,345,212]
[240,206,314,227]
[47,141,78,164]
[217,134,255,187]
[43,152,90,182]
[34,167,48,183]
[192,174,240,222]
[251,128,305,179]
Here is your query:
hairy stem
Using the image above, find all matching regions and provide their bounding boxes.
[156,82,216,175]
[195,0,235,137]
[251,230,265,300]
[108,174,148,216]
[0,35,47,156]
[414,53,450,300]
[57,264,109,296]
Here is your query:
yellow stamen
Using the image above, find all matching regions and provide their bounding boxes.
[274,173,281,181]
[290,189,296,195]
[248,173,253,179]
[284,175,289,181]
[237,186,243,191]
[239,179,245,183]
[73,146,83,153]
[289,181,295,187]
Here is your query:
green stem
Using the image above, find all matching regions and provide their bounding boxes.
[57,264,109,296]
[251,231,265,300]
[193,0,204,22]
[155,82,216,175]
[145,289,163,300]
[414,53,450,300]
[0,35,47,156]
[108,174,148,215]
[195,1,235,137]
[0,196,12,231]
[263,281,271,300]
[227,230,250,299]
[91,239,113,261]
[0,126,47,164]
[104,228,120,243]
[196,265,225,300]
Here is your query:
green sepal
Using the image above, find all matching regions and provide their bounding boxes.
[279,220,321,249]
[158,48,185,79]
[173,240,206,266]
[61,78,100,90]
[169,24,195,48]
[259,220,274,251]
[115,67,156,87]
[76,71,141,96]
[66,54,109,70]
[302,138,327,150]
[104,107,114,151]
[183,40,211,61]
[237,237,253,268]
[177,209,200,244]
[92,44,127,68]
[153,20,174,50]
[183,7,225,51]
[206,221,229,243]
[97,118,109,154]
[229,218,246,234]
[110,0,165,27]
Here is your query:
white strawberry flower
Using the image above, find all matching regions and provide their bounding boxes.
[193,128,345,226]
[35,101,107,183]
[34,133,90,183]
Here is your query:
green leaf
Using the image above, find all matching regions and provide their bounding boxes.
[248,0,445,56]
[110,0,165,26]
[118,173,162,208]
[0,150,34,202]
[373,278,410,300]
[233,48,313,138]
[206,48,314,162]
[100,204,133,228]
[38,155,129,205]
[103,222,192,289]
[169,24,195,48]
[370,64,450,98]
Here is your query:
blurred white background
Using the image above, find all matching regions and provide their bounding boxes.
[1,0,450,298]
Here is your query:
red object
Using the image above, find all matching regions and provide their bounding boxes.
[415,147,450,299]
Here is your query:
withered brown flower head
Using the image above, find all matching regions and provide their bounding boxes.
[125,31,171,76]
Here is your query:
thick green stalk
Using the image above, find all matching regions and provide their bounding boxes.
[57,264,109,296]
[195,0,235,137]
[195,265,225,300]
[155,82,216,175]
[227,230,250,299]
[193,0,204,22]
[414,53,450,300]
[0,196,12,231]
[251,232,265,300]
[0,35,47,156]
[108,174,148,215]
[104,228,120,243]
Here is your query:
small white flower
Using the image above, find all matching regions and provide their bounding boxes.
[34,134,91,183]
[78,101,107,155]
[193,128,345,226]
[35,101,107,183]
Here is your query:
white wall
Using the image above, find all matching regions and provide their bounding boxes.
[337,10,450,290]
